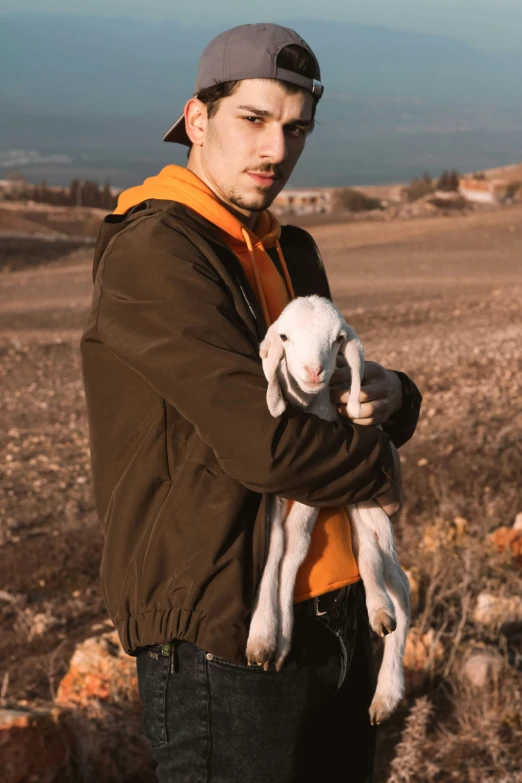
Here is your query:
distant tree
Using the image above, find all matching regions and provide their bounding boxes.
[335,188,383,212]
[69,179,80,206]
[448,169,460,191]
[407,174,435,202]
[437,169,460,192]
[101,180,114,210]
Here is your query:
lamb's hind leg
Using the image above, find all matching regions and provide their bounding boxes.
[275,503,319,671]
[246,496,288,670]
[369,509,411,724]
[348,503,396,637]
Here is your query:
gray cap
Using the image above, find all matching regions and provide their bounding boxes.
[163,23,323,145]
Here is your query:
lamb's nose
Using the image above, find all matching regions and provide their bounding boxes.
[304,364,324,383]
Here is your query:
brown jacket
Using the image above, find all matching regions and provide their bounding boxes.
[80,199,421,662]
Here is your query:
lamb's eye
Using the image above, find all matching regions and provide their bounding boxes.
[336,333,345,343]
[280,334,288,342]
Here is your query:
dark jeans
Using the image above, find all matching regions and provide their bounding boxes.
[136,583,377,783]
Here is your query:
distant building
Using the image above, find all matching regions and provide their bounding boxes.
[272,188,332,216]
[459,177,510,204]
[0,171,28,200]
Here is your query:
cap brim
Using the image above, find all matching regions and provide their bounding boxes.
[162,113,191,145]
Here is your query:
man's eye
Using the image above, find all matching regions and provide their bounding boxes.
[285,125,305,137]
[244,116,261,124]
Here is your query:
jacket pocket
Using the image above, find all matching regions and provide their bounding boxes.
[136,652,170,748]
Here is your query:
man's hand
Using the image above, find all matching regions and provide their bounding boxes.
[330,359,403,426]
[330,359,404,515]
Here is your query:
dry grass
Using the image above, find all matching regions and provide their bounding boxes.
[0,204,521,779]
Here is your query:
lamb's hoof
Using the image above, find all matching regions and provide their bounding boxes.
[274,649,290,672]
[369,692,399,725]
[370,608,397,637]
[245,640,276,670]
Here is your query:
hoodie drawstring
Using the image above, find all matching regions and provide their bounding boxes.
[275,240,296,301]
[241,228,272,327]
[241,228,296,328]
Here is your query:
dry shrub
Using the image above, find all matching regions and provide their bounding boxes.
[334,188,383,212]
[384,463,522,781]
[387,696,435,782]
[433,667,522,781]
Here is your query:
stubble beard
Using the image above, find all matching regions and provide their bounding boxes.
[227,186,273,213]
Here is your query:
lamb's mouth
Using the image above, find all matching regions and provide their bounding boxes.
[300,380,327,393]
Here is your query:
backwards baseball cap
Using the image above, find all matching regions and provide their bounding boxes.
[163,23,323,146]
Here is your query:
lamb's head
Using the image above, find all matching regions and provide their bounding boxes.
[260,296,364,418]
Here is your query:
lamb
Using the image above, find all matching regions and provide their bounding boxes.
[245,295,410,725]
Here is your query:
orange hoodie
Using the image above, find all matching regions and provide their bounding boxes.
[114,164,360,601]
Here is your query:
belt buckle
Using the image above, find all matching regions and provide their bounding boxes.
[313,596,328,616]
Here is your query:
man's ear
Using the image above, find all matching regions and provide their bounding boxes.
[340,322,365,419]
[184,97,207,147]
[260,325,286,417]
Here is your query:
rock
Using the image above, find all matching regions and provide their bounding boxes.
[0,706,72,783]
[403,627,444,691]
[56,630,139,707]
[403,568,420,617]
[473,592,522,628]
[488,526,522,566]
[63,703,155,783]
[462,649,504,689]
[51,630,155,781]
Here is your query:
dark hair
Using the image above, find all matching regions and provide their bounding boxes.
[187,44,319,154]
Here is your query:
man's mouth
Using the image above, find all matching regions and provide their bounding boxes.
[247,172,278,187]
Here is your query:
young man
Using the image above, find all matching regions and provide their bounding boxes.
[81,23,421,783]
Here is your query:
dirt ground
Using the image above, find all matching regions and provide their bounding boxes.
[1,204,521,779]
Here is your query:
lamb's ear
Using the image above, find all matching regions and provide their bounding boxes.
[259,325,286,417]
[340,323,365,419]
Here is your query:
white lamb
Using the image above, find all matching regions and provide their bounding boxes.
[246,295,410,725]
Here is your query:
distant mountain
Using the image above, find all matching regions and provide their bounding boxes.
[2,14,522,187]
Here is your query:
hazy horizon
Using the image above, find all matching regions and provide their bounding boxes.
[2,10,522,189]
[3,1,522,53]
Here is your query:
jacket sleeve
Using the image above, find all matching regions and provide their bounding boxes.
[382,371,423,448]
[95,216,396,508]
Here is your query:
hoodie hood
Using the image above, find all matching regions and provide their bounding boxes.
[114,164,294,324]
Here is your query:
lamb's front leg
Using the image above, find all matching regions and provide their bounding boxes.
[246,495,288,669]
[275,503,319,671]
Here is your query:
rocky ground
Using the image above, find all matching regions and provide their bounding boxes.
[0,204,521,781]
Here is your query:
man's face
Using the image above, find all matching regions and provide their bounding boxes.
[190,79,314,215]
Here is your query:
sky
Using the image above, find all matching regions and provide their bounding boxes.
[3,0,522,53]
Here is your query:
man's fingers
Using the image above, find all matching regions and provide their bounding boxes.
[330,367,351,385]
[334,396,387,416]
[359,383,384,402]
[352,417,374,426]
[331,383,385,403]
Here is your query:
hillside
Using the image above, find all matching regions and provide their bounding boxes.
[1,204,521,779]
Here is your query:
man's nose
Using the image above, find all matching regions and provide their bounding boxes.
[304,364,324,383]
[260,126,288,163]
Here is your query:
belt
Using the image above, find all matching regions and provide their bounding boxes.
[294,584,352,618]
